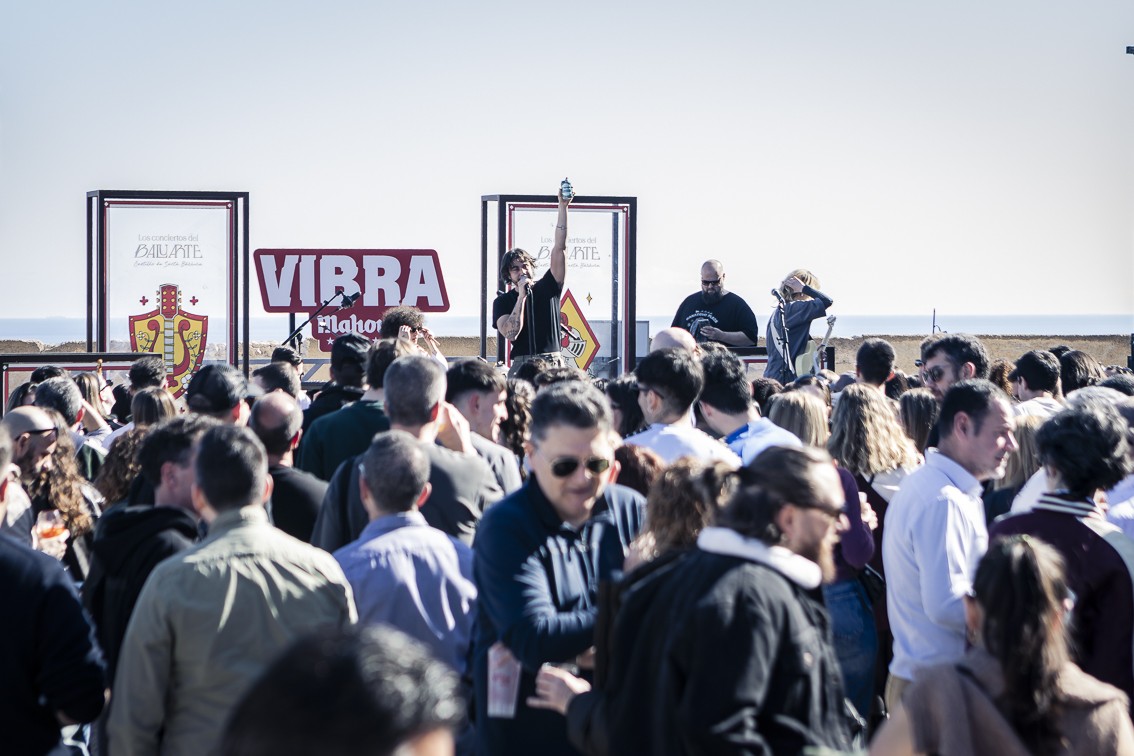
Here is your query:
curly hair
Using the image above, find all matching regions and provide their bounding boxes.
[24,411,95,537]
[828,384,918,478]
[1036,403,1132,499]
[94,427,149,505]
[499,378,535,462]
[634,457,739,560]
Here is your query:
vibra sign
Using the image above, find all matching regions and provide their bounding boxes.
[254,249,450,349]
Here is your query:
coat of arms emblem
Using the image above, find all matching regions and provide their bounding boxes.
[129,283,208,398]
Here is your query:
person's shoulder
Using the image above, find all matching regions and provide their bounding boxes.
[1058,661,1133,709]
[477,486,537,538]
[0,532,65,582]
[429,443,493,476]
[723,291,754,308]
[272,465,329,494]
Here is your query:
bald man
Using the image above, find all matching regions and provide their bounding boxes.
[650,327,698,354]
[671,259,759,347]
[249,392,328,542]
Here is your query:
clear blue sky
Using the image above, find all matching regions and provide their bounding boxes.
[2,1,1132,329]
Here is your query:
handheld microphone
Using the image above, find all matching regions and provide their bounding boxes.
[338,291,362,310]
[771,288,785,303]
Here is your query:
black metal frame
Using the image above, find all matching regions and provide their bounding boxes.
[1,352,150,417]
[85,190,251,374]
[479,194,638,373]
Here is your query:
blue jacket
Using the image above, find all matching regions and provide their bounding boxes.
[472,480,644,756]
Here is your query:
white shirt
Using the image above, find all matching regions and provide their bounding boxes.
[883,449,987,681]
[625,423,741,466]
[1012,395,1062,418]
[724,418,801,466]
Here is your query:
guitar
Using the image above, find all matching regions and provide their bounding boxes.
[794,315,837,377]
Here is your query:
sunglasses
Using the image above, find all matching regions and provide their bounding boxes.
[921,365,949,384]
[549,455,611,478]
[701,278,722,287]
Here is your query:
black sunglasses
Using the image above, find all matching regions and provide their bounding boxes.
[549,455,611,478]
[701,278,722,287]
[922,365,949,384]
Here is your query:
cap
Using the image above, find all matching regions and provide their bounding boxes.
[330,333,371,372]
[185,364,262,413]
[1,406,56,437]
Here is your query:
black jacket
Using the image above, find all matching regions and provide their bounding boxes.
[471,480,645,756]
[82,505,198,682]
[302,383,365,431]
[569,535,855,755]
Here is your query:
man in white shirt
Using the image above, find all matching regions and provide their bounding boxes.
[625,348,740,466]
[697,350,800,465]
[1009,350,1063,419]
[881,379,1016,710]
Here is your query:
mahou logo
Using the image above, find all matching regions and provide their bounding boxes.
[254,249,450,350]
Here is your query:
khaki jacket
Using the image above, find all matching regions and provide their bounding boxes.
[108,506,356,756]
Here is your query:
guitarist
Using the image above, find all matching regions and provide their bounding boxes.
[764,269,834,383]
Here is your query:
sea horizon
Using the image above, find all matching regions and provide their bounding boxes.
[0,313,1130,347]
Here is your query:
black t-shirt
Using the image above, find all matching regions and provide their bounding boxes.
[268,465,328,543]
[492,269,564,356]
[671,291,759,344]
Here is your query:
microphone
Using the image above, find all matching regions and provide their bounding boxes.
[338,291,362,310]
[771,288,785,303]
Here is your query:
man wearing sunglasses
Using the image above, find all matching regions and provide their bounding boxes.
[472,381,645,756]
[918,334,991,406]
[671,259,759,346]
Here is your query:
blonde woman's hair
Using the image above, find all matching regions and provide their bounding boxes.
[768,390,829,447]
[828,384,919,478]
[995,413,1045,491]
[779,268,819,303]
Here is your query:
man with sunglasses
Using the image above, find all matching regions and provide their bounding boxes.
[918,333,991,406]
[472,381,645,756]
[671,259,759,346]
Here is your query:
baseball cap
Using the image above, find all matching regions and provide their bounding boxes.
[185,364,262,413]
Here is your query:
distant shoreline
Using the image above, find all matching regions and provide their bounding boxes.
[2,333,1128,380]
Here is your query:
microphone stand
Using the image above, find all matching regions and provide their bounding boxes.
[283,292,355,346]
[775,298,793,384]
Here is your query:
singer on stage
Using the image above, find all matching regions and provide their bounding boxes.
[764,268,834,383]
[493,183,573,377]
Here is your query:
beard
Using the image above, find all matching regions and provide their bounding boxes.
[795,537,838,584]
[702,289,723,305]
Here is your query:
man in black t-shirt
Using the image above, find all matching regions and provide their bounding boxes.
[671,259,760,346]
[250,392,328,542]
[493,184,573,377]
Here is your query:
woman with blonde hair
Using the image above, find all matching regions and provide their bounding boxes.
[764,268,834,384]
[772,387,880,721]
[899,388,938,454]
[829,383,922,723]
[982,414,1044,524]
[767,390,830,447]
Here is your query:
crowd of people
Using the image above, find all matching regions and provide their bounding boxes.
[4,289,1134,755]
